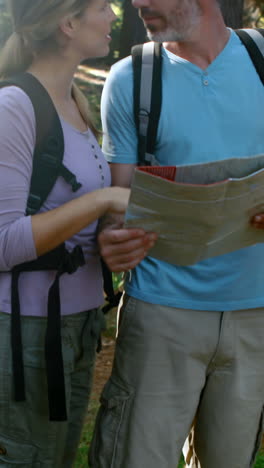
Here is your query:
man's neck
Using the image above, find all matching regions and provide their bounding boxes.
[164,14,230,70]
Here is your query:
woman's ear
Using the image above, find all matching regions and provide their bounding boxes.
[59,15,78,39]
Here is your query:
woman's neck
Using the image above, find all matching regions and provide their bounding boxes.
[27,53,89,132]
[27,52,79,102]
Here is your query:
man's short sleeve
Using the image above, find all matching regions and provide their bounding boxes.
[101,56,138,164]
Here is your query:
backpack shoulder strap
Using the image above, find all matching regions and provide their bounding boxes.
[235,28,264,86]
[132,41,162,166]
[0,73,64,214]
[0,73,81,215]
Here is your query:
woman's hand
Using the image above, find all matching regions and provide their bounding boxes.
[106,186,131,215]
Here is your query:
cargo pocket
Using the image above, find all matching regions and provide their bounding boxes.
[0,434,40,466]
[89,377,134,468]
[250,407,264,467]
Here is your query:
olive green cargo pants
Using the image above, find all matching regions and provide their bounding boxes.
[0,308,104,467]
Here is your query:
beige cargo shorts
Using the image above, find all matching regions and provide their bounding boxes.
[89,295,264,468]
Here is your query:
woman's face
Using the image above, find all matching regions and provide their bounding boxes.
[71,0,116,59]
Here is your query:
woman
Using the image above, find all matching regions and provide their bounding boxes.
[0,0,129,466]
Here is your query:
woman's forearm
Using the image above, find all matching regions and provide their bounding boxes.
[31,186,129,256]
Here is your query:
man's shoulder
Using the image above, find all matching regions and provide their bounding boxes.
[110,55,133,79]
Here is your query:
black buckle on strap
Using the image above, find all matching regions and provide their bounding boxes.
[60,245,85,274]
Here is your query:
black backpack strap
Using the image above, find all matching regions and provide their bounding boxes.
[101,259,122,315]
[235,29,264,86]
[11,244,85,421]
[132,42,162,166]
[0,72,82,214]
[0,73,84,421]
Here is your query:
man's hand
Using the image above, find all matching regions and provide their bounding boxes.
[251,213,264,229]
[99,227,158,272]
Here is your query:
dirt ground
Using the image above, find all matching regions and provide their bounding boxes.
[90,336,115,400]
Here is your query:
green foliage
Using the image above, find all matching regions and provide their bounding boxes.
[0,5,12,48]
[112,272,124,290]
[108,0,123,64]
[74,400,98,467]
[244,0,264,26]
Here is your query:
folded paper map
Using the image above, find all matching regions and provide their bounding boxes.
[124,154,264,265]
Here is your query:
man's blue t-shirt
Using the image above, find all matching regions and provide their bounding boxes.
[101,30,264,311]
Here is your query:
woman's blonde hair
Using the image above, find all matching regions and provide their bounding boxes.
[0,0,99,136]
[0,0,91,78]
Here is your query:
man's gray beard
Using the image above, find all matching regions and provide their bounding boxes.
[147,28,187,42]
[146,4,202,43]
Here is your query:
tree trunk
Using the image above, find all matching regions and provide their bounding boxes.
[119,0,147,59]
[219,0,245,28]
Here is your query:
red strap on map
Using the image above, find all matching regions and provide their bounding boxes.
[137,166,176,181]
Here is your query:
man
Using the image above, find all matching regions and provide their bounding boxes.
[89,1,264,467]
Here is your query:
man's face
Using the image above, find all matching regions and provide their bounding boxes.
[133,0,202,42]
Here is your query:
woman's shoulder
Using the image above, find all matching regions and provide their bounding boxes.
[0,85,36,160]
[0,85,35,122]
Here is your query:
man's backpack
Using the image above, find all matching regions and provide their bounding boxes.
[0,73,119,422]
[132,28,264,166]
